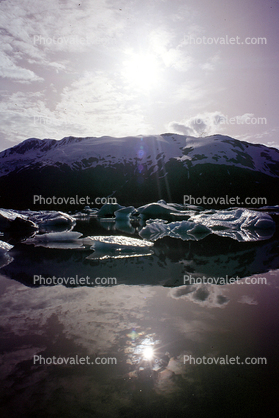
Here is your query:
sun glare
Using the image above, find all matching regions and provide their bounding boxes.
[122,52,160,91]
[142,346,154,360]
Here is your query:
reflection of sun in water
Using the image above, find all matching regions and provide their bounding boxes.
[122,52,160,91]
[125,330,159,368]
[142,346,154,361]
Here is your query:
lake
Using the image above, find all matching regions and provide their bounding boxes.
[0,210,279,417]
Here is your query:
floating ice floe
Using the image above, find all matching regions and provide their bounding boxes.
[84,235,154,259]
[114,206,135,220]
[114,207,136,234]
[115,219,135,234]
[0,239,13,252]
[0,209,37,232]
[97,203,124,217]
[139,219,211,241]
[258,205,279,216]
[0,208,76,234]
[0,239,14,268]
[72,206,99,218]
[139,208,276,242]
[24,231,84,249]
[188,208,275,241]
[136,200,201,220]
[19,210,76,231]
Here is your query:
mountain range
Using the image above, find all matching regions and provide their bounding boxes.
[0,133,278,209]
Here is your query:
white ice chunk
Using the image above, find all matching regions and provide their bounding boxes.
[140,208,275,242]
[97,203,124,217]
[139,219,210,241]
[24,231,84,249]
[0,239,13,252]
[72,206,99,218]
[20,210,75,228]
[137,201,192,219]
[189,208,275,241]
[0,209,37,231]
[0,239,13,268]
[115,206,135,220]
[189,208,274,229]
[85,235,154,259]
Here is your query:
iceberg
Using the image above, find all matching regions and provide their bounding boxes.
[0,239,13,252]
[84,235,154,260]
[136,200,200,221]
[139,208,275,242]
[139,219,211,241]
[72,206,99,218]
[115,219,135,234]
[0,239,14,269]
[19,210,76,231]
[0,208,76,233]
[114,206,135,220]
[0,209,37,232]
[258,205,279,216]
[114,207,136,234]
[188,208,275,241]
[97,203,124,217]
[24,231,85,249]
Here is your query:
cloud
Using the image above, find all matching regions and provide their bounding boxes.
[200,53,221,71]
[169,284,230,308]
[167,111,225,137]
[0,0,278,149]
[172,80,209,103]
[167,111,272,138]
[0,279,156,352]
[238,295,258,305]
[0,71,154,147]
[0,0,126,83]
[0,50,43,82]
[149,28,193,72]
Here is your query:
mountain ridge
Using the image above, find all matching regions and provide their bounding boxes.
[1,133,279,177]
[0,133,278,209]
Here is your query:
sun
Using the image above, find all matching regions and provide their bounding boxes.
[122,52,160,91]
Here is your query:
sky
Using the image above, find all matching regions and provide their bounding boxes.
[0,0,278,152]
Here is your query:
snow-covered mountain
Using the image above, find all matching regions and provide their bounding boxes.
[0,133,278,209]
